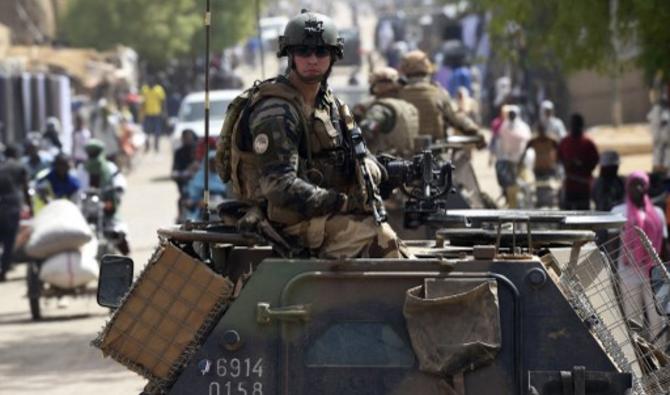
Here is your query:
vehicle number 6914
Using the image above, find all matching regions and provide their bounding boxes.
[209,358,264,395]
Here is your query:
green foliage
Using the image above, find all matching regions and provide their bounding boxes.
[60,0,258,67]
[620,0,670,80]
[209,0,258,51]
[468,0,669,78]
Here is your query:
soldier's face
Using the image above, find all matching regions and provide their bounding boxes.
[292,46,332,83]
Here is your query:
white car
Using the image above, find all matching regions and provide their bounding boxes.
[171,89,242,149]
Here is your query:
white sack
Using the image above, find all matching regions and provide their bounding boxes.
[39,238,99,288]
[25,199,92,259]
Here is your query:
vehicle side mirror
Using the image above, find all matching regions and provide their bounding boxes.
[97,255,134,309]
[650,264,670,316]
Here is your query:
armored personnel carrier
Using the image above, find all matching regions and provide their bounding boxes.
[93,154,670,395]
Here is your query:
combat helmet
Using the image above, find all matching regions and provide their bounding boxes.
[369,67,400,86]
[277,10,344,59]
[369,67,400,95]
[399,50,434,77]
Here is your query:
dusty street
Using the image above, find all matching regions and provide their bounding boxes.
[0,147,178,395]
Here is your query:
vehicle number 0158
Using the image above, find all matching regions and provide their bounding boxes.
[209,358,264,395]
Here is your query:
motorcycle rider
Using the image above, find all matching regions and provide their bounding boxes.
[217,10,405,258]
[36,153,81,201]
[184,150,228,221]
[22,138,52,179]
[77,139,130,255]
[172,129,199,222]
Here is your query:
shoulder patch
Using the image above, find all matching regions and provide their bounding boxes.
[253,133,270,154]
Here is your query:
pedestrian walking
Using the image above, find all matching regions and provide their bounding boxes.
[0,145,29,281]
[540,100,567,140]
[648,96,670,174]
[141,77,166,152]
[558,113,599,210]
[592,150,625,212]
[494,105,531,208]
[520,124,559,207]
[612,171,668,340]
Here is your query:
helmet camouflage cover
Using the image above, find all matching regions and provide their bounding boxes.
[277,10,344,59]
[400,50,434,76]
[368,67,400,86]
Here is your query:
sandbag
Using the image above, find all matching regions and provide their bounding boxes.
[403,278,502,377]
[25,199,92,259]
[39,238,99,288]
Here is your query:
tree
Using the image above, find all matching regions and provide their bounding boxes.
[619,0,670,82]
[202,0,258,52]
[469,0,670,79]
[60,0,259,68]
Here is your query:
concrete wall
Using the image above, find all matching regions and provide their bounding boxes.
[567,68,649,127]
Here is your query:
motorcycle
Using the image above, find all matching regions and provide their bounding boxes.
[80,186,130,257]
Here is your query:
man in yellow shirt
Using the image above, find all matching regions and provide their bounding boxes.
[141,78,166,152]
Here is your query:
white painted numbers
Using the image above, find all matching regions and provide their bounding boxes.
[209,358,264,395]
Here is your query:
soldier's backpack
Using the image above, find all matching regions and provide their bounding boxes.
[215,79,308,200]
[215,88,254,184]
[371,97,420,157]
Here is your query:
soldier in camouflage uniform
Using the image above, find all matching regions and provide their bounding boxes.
[359,67,419,158]
[397,50,492,208]
[221,11,405,259]
[397,50,480,141]
[359,67,424,238]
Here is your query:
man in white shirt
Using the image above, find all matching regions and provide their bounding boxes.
[540,100,567,141]
[494,105,531,207]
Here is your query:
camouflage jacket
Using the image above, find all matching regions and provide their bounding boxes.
[241,76,356,225]
[398,76,478,140]
[361,97,419,158]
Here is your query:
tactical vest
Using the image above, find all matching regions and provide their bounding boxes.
[222,80,354,225]
[370,98,419,158]
[397,81,445,141]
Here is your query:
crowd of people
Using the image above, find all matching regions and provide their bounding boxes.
[487,100,631,212]
[0,124,127,281]
[0,76,184,280]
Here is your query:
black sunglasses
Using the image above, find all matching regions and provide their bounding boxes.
[292,46,331,58]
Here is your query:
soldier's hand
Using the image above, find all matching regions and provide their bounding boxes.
[338,191,368,213]
[237,206,264,234]
[363,157,383,185]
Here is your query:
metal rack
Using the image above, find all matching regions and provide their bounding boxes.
[558,226,670,394]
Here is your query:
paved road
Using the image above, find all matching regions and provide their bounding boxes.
[0,147,177,395]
